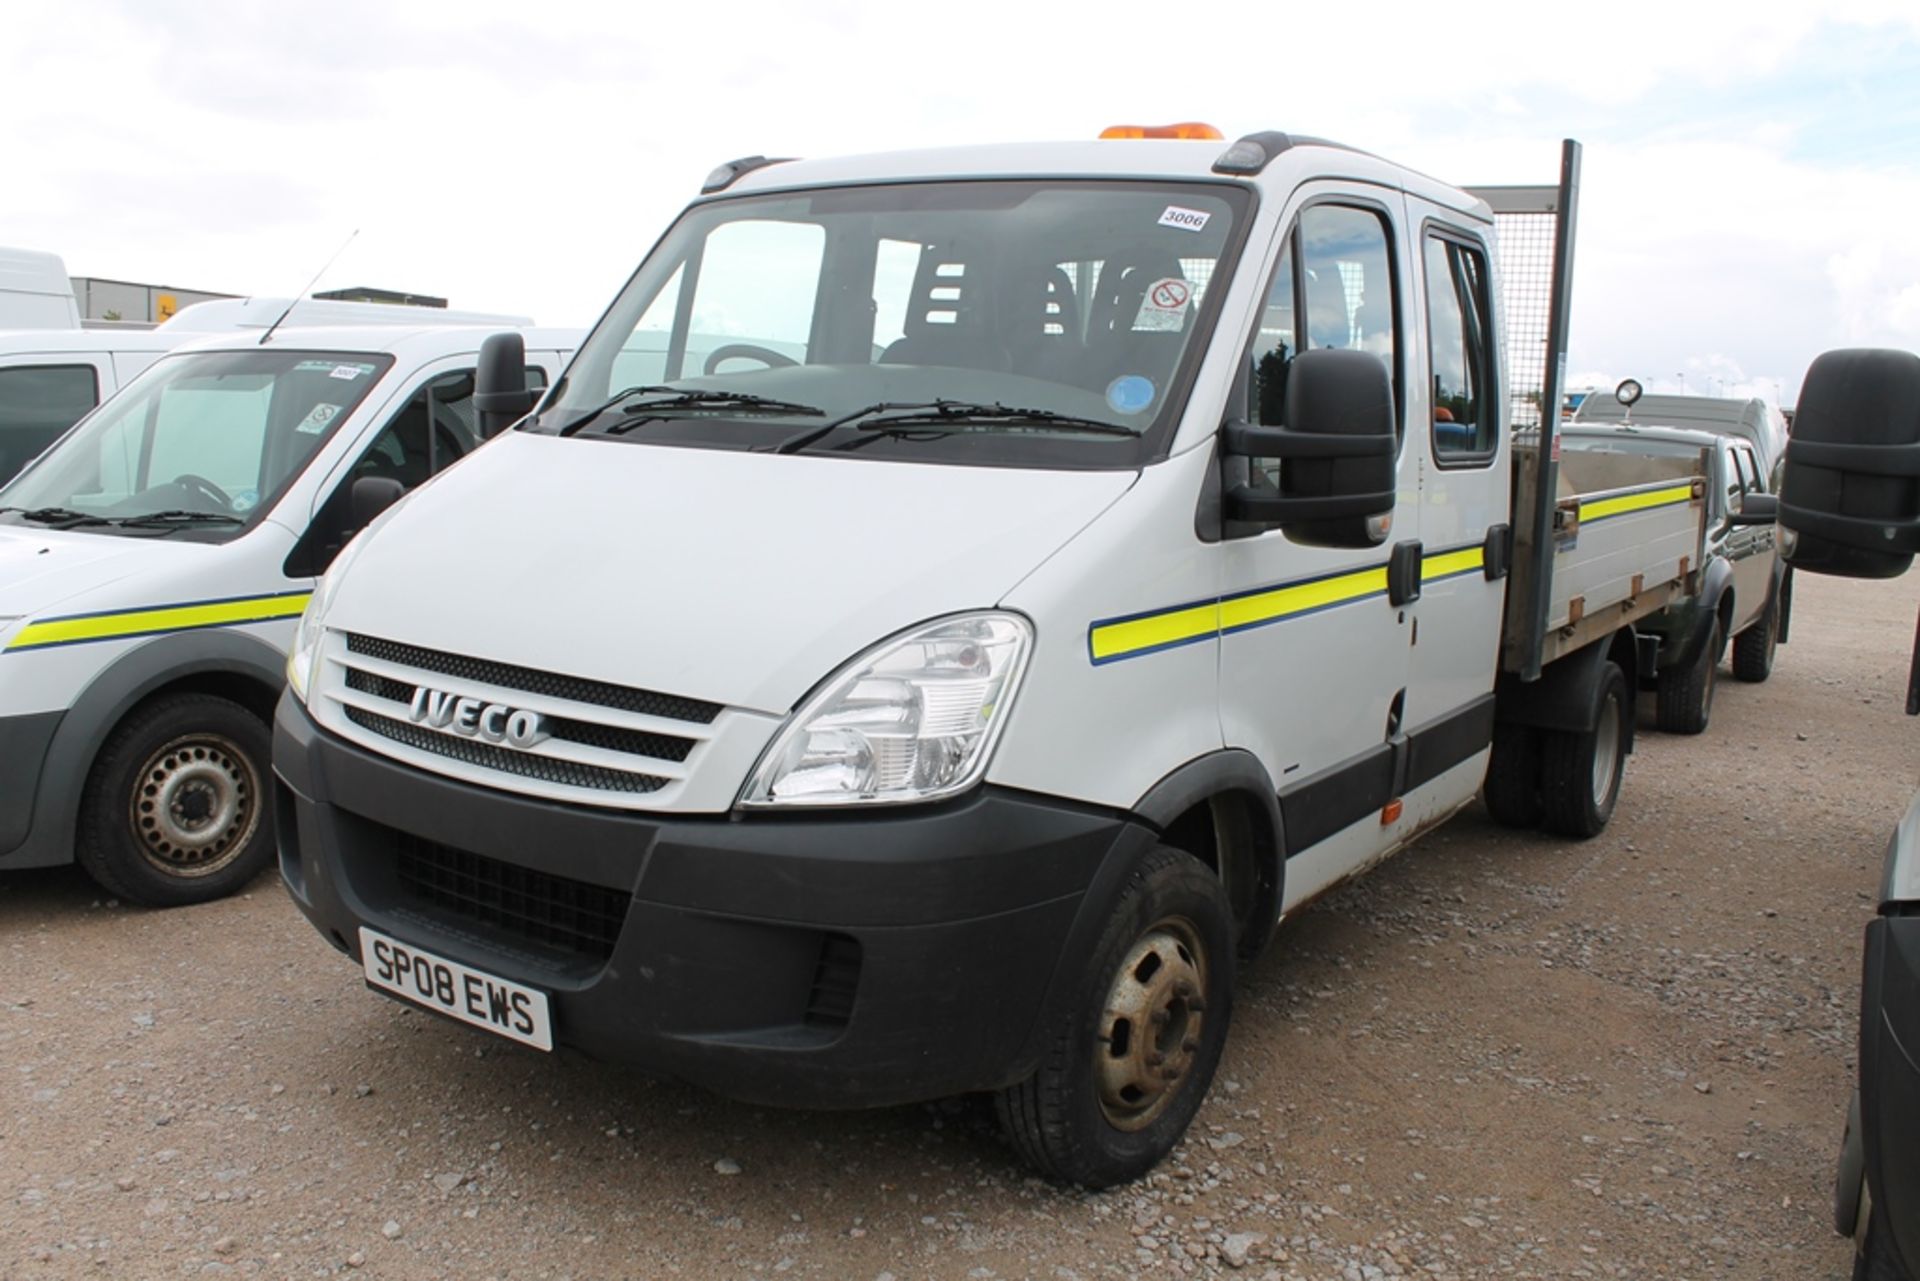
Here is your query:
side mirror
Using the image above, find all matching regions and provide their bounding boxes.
[350,476,406,532]
[1221,348,1397,547]
[474,332,533,437]
[1727,492,1778,526]
[1778,348,1920,578]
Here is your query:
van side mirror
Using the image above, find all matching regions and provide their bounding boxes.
[1727,492,1778,526]
[1778,348,1920,578]
[1220,348,1397,547]
[350,476,406,531]
[474,332,533,437]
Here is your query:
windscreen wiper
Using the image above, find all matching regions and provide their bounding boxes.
[0,505,113,527]
[773,400,1138,454]
[110,510,246,529]
[557,385,822,437]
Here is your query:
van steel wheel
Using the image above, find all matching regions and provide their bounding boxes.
[75,692,276,907]
[997,845,1235,1188]
[1539,661,1629,839]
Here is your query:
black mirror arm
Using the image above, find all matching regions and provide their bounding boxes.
[1222,418,1395,461]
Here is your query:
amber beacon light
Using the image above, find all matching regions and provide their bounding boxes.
[1098,122,1225,140]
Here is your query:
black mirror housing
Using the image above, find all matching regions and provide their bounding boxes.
[474,332,533,436]
[1779,348,1920,579]
[349,476,406,532]
[1727,492,1779,526]
[1221,348,1397,546]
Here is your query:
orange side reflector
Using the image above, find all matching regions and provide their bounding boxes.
[1099,122,1226,141]
[1380,799,1404,825]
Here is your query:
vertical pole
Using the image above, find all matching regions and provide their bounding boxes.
[1519,139,1582,681]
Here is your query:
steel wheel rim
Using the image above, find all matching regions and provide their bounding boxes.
[1095,916,1208,1132]
[128,733,259,879]
[1591,694,1621,806]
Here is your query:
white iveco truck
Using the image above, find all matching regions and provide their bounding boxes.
[274,129,1728,1185]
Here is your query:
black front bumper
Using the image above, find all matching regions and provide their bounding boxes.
[273,692,1149,1109]
[1860,909,1920,1275]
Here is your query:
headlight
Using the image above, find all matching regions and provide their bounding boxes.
[285,538,369,703]
[739,612,1033,809]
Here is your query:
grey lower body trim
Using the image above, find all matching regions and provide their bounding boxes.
[0,709,67,865]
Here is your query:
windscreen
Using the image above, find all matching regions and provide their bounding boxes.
[539,179,1253,467]
[0,348,393,540]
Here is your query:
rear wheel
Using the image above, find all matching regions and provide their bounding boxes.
[1482,723,1543,828]
[1731,595,1779,682]
[997,845,1235,1188]
[1539,661,1629,839]
[1656,617,1721,735]
[75,693,274,907]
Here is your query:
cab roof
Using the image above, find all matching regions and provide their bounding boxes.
[163,323,584,360]
[719,137,1490,222]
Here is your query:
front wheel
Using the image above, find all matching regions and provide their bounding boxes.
[996,846,1235,1188]
[1731,595,1779,683]
[1655,617,1721,735]
[74,693,275,907]
[1539,661,1629,839]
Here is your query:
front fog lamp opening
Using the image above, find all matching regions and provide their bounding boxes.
[743,613,1032,808]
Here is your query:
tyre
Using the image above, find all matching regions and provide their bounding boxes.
[1482,722,1543,828]
[1539,661,1629,839]
[1836,1092,1866,1238]
[996,845,1235,1188]
[1656,617,1722,735]
[1731,595,1778,683]
[75,692,274,908]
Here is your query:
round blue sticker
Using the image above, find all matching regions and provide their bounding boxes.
[1106,375,1156,415]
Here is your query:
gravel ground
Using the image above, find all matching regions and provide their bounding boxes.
[4,569,1915,1281]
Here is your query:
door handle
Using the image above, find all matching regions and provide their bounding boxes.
[1388,540,1423,607]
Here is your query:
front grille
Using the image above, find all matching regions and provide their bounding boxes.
[345,706,668,794]
[344,670,695,762]
[395,834,629,962]
[346,633,721,725]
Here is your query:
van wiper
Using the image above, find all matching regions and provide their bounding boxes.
[1,506,112,527]
[557,385,822,437]
[773,400,1137,454]
[110,510,246,529]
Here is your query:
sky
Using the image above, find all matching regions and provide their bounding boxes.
[6,0,1918,405]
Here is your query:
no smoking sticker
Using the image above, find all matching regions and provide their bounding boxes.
[1133,277,1192,332]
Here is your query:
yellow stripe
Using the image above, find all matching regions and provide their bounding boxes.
[1219,564,1386,632]
[1579,483,1695,524]
[8,593,311,651]
[1090,600,1219,662]
[1420,547,1484,581]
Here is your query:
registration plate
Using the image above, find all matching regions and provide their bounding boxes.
[358,927,553,1051]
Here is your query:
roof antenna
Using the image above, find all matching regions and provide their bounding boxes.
[258,228,359,346]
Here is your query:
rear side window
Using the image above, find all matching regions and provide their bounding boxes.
[1423,233,1495,462]
[0,364,99,485]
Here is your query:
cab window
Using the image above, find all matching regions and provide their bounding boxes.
[290,365,549,576]
[0,364,100,486]
[1423,232,1495,462]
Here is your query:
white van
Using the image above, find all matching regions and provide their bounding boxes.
[0,299,536,485]
[0,248,83,330]
[273,133,1725,1185]
[0,323,578,906]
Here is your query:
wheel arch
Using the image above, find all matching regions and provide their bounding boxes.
[1496,627,1637,756]
[1130,750,1285,963]
[11,629,286,868]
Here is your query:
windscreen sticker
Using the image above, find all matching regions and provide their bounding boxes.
[295,403,341,435]
[1132,278,1192,332]
[1106,375,1157,415]
[329,363,372,380]
[1157,205,1212,233]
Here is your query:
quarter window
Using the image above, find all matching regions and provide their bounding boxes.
[1423,233,1494,461]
